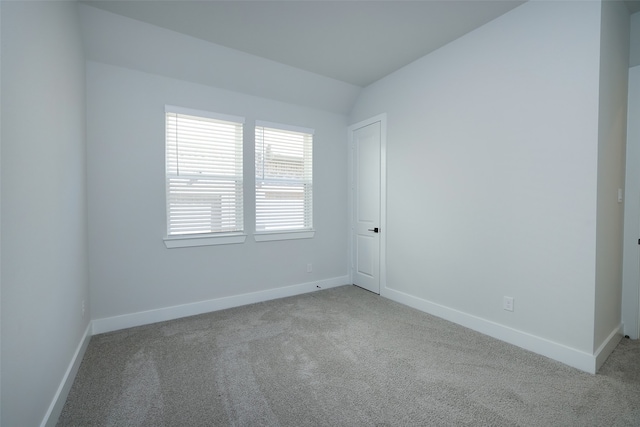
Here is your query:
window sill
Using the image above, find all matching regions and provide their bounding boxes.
[164,233,247,248]
[254,230,315,242]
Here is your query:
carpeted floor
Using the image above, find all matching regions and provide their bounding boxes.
[57,285,640,426]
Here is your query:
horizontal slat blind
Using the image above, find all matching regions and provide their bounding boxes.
[166,108,244,236]
[255,123,313,232]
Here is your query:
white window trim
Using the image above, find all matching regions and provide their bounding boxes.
[162,113,317,247]
[165,105,245,241]
[166,105,245,124]
[255,121,314,237]
[254,230,315,242]
[255,120,314,136]
[164,233,247,249]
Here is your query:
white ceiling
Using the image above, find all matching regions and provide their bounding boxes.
[81,0,640,87]
[82,0,530,87]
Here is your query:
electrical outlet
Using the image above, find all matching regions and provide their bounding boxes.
[307,263,312,273]
[82,300,86,317]
[503,296,514,312]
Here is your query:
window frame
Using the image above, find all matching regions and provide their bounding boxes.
[254,120,314,242]
[163,105,247,248]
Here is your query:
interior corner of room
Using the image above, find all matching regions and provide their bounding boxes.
[1,1,640,426]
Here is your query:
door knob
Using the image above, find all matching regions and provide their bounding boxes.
[368,227,379,233]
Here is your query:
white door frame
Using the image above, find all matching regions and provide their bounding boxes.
[622,66,640,339]
[348,114,387,296]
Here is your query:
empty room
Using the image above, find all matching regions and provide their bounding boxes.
[2,0,640,425]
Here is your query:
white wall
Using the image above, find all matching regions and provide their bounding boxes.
[630,12,640,68]
[0,4,628,424]
[350,1,603,356]
[622,65,640,339]
[86,61,349,322]
[80,4,352,326]
[0,2,3,423]
[79,5,361,116]
[622,13,640,339]
[593,0,629,352]
[1,2,90,426]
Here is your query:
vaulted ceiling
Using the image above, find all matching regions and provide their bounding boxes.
[83,0,640,87]
[82,0,528,87]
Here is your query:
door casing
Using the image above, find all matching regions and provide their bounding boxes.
[622,66,640,339]
[348,114,387,296]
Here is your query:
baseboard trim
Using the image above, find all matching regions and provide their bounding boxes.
[381,286,599,374]
[41,322,92,427]
[92,276,349,335]
[595,324,623,372]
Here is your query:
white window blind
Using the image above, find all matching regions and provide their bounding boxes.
[255,122,313,232]
[166,106,244,236]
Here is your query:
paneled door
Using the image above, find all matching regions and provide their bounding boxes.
[352,121,381,294]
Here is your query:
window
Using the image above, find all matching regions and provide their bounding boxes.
[255,121,313,236]
[165,106,244,244]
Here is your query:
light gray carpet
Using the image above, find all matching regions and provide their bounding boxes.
[57,285,640,426]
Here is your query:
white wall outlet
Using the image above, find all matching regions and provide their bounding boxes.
[618,188,623,203]
[503,296,514,312]
[307,263,312,273]
[82,300,86,317]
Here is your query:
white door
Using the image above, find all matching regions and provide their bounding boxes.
[352,121,381,294]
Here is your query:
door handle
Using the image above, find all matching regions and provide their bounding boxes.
[368,227,379,233]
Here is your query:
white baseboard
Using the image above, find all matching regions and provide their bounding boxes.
[595,324,623,372]
[35,280,622,427]
[92,276,349,335]
[381,286,602,374]
[41,322,92,427]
